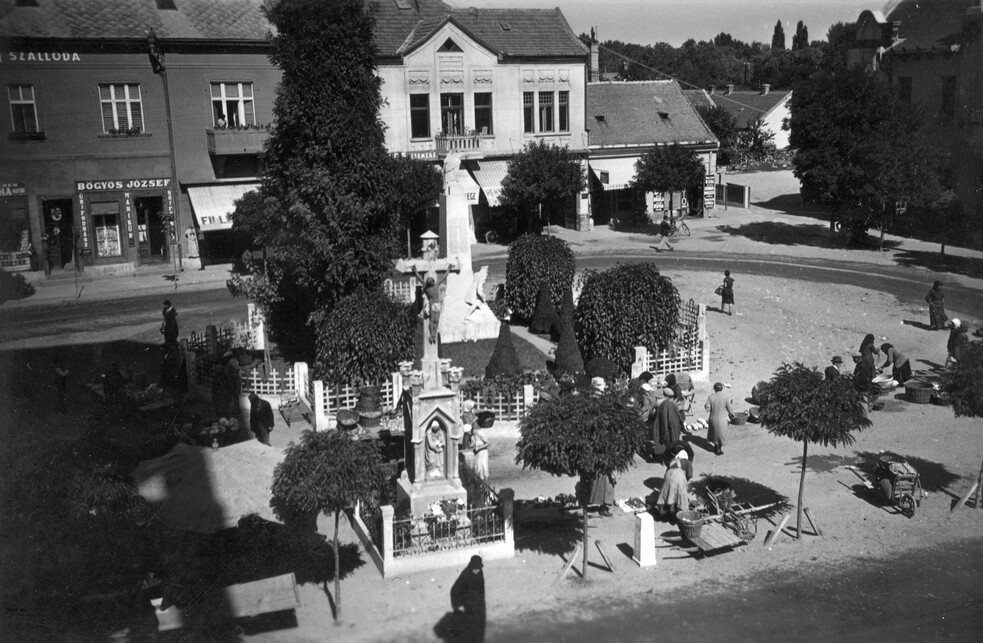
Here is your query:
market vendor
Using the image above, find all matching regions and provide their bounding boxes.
[655,450,691,519]
[878,343,911,384]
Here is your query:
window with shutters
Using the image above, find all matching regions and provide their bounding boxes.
[99,84,143,133]
[210,82,256,128]
[8,84,40,136]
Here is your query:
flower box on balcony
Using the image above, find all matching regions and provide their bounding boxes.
[206,127,270,155]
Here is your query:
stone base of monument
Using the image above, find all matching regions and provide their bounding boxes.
[396,476,468,518]
[437,267,501,344]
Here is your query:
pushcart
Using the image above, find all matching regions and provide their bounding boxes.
[874,456,923,517]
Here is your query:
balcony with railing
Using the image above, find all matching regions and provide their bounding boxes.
[206,127,270,156]
[435,132,485,157]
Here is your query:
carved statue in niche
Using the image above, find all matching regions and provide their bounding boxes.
[424,421,446,479]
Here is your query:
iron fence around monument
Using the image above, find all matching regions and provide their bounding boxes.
[391,504,506,558]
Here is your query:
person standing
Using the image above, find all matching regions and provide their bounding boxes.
[472,412,494,480]
[879,343,911,384]
[450,555,486,643]
[654,215,674,251]
[946,319,969,368]
[53,357,69,412]
[655,451,691,519]
[654,387,685,449]
[824,356,843,380]
[248,393,275,446]
[161,300,178,343]
[925,280,948,330]
[704,382,733,456]
[854,349,877,411]
[720,270,735,316]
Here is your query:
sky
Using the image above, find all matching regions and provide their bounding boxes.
[449,0,893,47]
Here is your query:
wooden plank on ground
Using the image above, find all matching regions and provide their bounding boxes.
[594,540,615,573]
[803,507,823,537]
[554,543,582,584]
[764,514,790,547]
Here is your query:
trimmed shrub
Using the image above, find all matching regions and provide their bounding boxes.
[553,319,585,379]
[552,286,575,342]
[315,290,415,384]
[574,263,681,373]
[485,323,522,378]
[529,282,561,335]
[0,269,35,304]
[586,357,620,381]
[505,235,575,324]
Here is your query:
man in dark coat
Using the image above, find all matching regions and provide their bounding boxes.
[824,356,843,380]
[450,555,486,643]
[654,387,685,447]
[161,300,178,343]
[248,392,275,446]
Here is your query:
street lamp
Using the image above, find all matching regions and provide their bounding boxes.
[147,29,183,271]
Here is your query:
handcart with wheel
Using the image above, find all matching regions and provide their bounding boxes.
[874,456,923,517]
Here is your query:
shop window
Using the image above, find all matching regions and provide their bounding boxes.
[8,84,40,137]
[410,94,430,139]
[91,201,123,257]
[538,91,554,132]
[210,82,255,128]
[558,91,569,132]
[440,93,463,136]
[99,84,143,134]
[474,92,493,135]
[523,92,534,133]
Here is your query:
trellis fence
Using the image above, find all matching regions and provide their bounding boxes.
[630,299,709,383]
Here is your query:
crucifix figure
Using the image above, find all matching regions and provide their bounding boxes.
[412,264,450,347]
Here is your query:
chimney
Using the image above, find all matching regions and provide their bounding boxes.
[708,85,716,95]
[761,84,770,95]
[726,84,734,95]
[589,27,600,83]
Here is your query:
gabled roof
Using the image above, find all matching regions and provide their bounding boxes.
[381,5,588,58]
[587,81,718,149]
[886,0,979,53]
[707,90,791,129]
[682,89,715,111]
[0,0,270,41]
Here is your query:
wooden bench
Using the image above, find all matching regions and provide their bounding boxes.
[151,572,300,631]
[685,522,745,556]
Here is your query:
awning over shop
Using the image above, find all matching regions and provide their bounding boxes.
[470,160,509,207]
[589,157,639,192]
[187,183,260,232]
[458,169,481,205]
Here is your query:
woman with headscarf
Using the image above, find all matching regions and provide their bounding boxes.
[704,382,733,456]
[925,280,947,330]
[654,387,685,448]
[879,343,911,384]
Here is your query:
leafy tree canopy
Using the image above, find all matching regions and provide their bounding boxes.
[772,20,786,50]
[574,263,681,372]
[941,341,983,418]
[631,144,706,195]
[504,234,576,323]
[499,140,586,223]
[229,0,408,350]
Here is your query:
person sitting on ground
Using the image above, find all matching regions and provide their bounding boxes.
[824,356,843,380]
[946,319,970,368]
[879,343,911,384]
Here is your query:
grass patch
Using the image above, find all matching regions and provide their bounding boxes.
[413,325,550,378]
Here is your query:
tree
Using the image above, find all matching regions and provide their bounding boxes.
[696,105,738,163]
[553,317,585,379]
[515,393,645,579]
[315,291,415,384]
[270,430,383,621]
[940,342,983,510]
[772,20,786,50]
[789,67,948,244]
[792,21,809,50]
[734,115,776,165]
[504,235,576,324]
[229,0,403,352]
[631,144,706,206]
[387,156,443,256]
[485,323,522,379]
[759,363,871,539]
[499,140,586,233]
[574,264,681,372]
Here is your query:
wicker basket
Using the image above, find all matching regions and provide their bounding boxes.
[676,510,704,540]
[905,382,933,404]
[730,412,748,425]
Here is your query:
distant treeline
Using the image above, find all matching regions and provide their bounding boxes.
[589,21,856,91]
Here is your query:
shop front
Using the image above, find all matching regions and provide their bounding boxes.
[0,183,35,272]
[74,178,178,272]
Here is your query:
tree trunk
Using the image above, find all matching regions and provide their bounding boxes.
[879,224,885,252]
[581,502,589,580]
[333,510,341,621]
[797,440,808,540]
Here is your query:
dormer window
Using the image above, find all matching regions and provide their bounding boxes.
[500,22,512,32]
[438,39,462,52]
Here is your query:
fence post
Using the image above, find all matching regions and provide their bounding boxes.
[697,304,710,384]
[381,505,395,569]
[522,384,535,414]
[500,488,515,551]
[313,380,327,431]
[181,338,196,387]
[631,346,648,379]
[206,325,219,358]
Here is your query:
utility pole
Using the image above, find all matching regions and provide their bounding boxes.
[147,29,183,272]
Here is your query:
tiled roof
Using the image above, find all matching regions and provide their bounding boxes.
[887,0,978,53]
[392,7,588,58]
[682,89,715,110]
[0,0,270,40]
[587,81,718,149]
[707,90,791,129]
